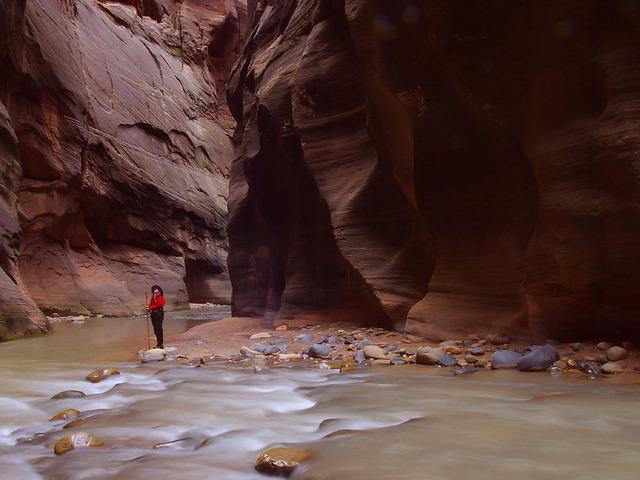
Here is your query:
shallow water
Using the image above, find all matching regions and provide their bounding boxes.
[1,311,639,480]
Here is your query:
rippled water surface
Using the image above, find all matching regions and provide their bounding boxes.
[1,311,639,480]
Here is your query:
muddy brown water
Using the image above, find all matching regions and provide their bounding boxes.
[1,309,639,479]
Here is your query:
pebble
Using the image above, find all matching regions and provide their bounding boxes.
[354,349,366,363]
[308,343,332,359]
[469,347,485,356]
[601,361,625,375]
[606,346,628,362]
[518,344,559,372]
[50,409,80,421]
[491,350,523,370]
[51,390,86,400]
[299,334,315,343]
[250,332,272,340]
[390,356,407,365]
[570,342,582,352]
[142,348,166,363]
[54,432,104,455]
[442,345,461,355]
[466,334,481,341]
[255,447,312,476]
[439,340,461,347]
[405,334,424,343]
[416,347,457,367]
[596,341,609,351]
[240,346,263,357]
[363,345,387,360]
[85,368,120,383]
[275,325,288,331]
[464,354,478,364]
[454,367,478,376]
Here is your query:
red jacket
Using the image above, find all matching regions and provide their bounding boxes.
[148,294,165,311]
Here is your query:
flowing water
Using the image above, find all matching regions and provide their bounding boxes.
[1,310,639,480]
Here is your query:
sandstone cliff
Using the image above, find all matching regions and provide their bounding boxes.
[0,0,245,338]
[228,0,640,340]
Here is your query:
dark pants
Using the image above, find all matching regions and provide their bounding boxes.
[150,310,164,348]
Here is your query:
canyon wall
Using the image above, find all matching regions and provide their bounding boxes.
[0,0,246,338]
[228,0,640,340]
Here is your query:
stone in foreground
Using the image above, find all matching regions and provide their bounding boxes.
[517,345,559,372]
[85,368,120,383]
[416,347,457,367]
[491,350,523,370]
[51,390,86,400]
[363,345,386,360]
[53,432,104,455]
[255,447,312,476]
[142,348,166,363]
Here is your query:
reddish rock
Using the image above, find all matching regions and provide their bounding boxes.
[0,0,246,334]
[227,0,640,340]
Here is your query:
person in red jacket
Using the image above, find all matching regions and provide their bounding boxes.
[147,284,166,348]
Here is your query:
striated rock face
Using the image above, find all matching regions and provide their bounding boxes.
[228,0,640,340]
[0,0,246,336]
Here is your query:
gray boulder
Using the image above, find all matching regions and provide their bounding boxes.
[517,344,559,372]
[491,350,523,370]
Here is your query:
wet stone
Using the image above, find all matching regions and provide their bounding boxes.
[308,344,332,359]
[255,447,312,476]
[469,347,485,356]
[491,350,523,370]
[416,347,457,367]
[518,344,560,372]
[354,349,366,363]
[53,432,104,455]
[601,361,625,375]
[390,356,407,365]
[49,409,80,422]
[142,348,165,363]
[85,368,120,383]
[51,390,86,400]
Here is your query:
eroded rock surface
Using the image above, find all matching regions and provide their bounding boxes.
[228,0,640,340]
[0,0,246,336]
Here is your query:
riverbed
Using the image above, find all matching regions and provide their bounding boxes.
[1,309,639,479]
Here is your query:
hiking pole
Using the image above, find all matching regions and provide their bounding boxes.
[145,291,151,350]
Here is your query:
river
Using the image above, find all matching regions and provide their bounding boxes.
[1,309,639,479]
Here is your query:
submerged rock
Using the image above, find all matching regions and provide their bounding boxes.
[491,350,523,370]
[416,347,457,367]
[518,344,559,372]
[49,409,80,421]
[53,432,104,455]
[255,447,312,476]
[85,368,120,383]
[51,390,86,400]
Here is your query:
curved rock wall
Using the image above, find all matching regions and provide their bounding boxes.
[228,0,640,340]
[0,0,246,337]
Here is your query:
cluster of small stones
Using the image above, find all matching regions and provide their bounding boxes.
[228,327,639,378]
